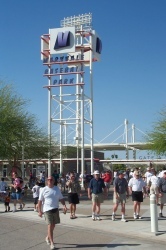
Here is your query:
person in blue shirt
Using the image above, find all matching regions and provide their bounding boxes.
[88,170,107,221]
[52,170,59,186]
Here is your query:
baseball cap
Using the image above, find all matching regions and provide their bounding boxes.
[118,170,124,175]
[93,170,100,175]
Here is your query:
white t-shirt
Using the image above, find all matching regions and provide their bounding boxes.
[0,181,7,191]
[128,177,146,191]
[149,175,159,186]
[114,171,117,178]
[129,172,134,178]
[79,173,86,180]
[39,185,63,212]
[123,173,128,180]
[145,171,153,183]
[158,170,166,178]
[32,185,40,198]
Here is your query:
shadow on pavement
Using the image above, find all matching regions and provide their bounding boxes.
[156,231,166,236]
[56,243,140,249]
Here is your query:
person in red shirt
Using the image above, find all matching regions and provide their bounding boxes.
[102,170,112,192]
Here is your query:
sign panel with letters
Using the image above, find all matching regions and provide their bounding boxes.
[50,27,75,54]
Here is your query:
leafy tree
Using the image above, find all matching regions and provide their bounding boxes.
[146,107,166,156]
[0,81,59,165]
[112,164,126,171]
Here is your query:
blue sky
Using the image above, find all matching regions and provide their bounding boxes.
[0,0,166,159]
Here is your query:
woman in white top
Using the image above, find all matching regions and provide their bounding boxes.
[148,170,159,204]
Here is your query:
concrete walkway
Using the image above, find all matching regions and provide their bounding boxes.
[0,190,166,245]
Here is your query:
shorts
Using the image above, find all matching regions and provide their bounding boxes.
[4,202,9,206]
[92,193,104,203]
[160,192,166,205]
[11,192,22,200]
[68,193,79,204]
[113,192,126,204]
[83,181,86,186]
[104,182,110,189]
[132,191,143,202]
[44,208,60,225]
[34,197,39,204]
[150,185,159,195]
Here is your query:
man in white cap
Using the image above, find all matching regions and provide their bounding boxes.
[88,170,107,221]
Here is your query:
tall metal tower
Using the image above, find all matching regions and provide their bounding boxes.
[41,13,102,176]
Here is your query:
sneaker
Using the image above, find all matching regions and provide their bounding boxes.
[50,244,55,250]
[112,214,115,221]
[45,237,50,245]
[159,213,164,218]
[8,206,10,211]
[96,216,101,221]
[137,215,142,219]
[34,209,37,212]
[133,214,137,219]
[92,215,95,221]
[121,218,127,222]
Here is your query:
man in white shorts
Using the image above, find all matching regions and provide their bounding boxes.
[128,171,146,219]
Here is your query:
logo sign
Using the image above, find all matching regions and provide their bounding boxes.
[50,27,75,54]
[92,30,102,61]
[54,31,70,49]
[96,37,102,54]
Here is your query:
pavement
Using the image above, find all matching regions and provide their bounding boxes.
[0,186,166,247]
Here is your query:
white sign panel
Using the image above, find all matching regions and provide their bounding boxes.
[50,27,75,55]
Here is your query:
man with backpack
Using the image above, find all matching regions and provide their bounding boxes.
[11,172,25,212]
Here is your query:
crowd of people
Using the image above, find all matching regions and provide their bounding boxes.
[0,166,166,250]
[111,166,166,221]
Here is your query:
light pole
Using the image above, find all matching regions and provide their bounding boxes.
[21,128,24,179]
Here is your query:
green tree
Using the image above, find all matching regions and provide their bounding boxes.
[0,81,59,165]
[146,107,166,156]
